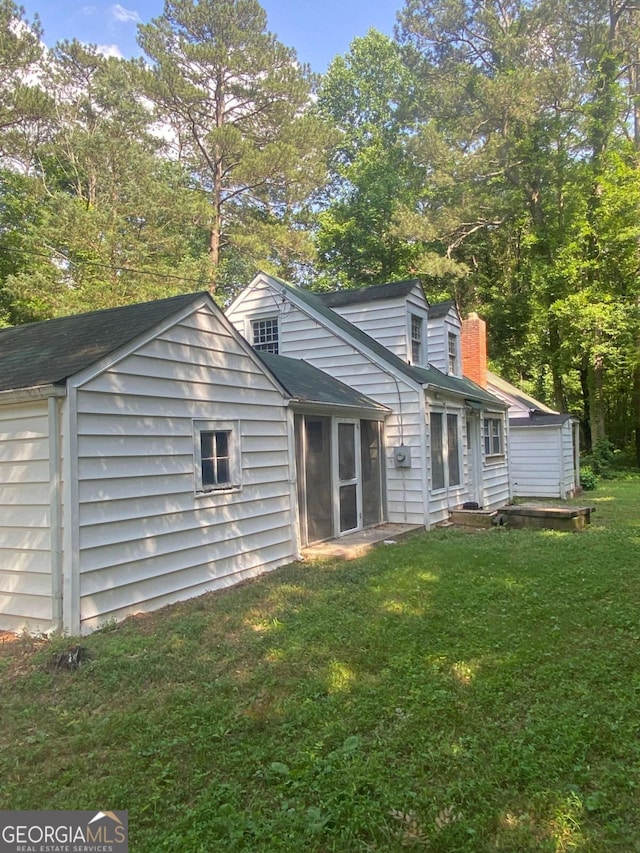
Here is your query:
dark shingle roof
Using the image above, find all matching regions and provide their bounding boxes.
[428,300,458,320]
[486,370,558,415]
[0,292,207,393]
[318,279,423,308]
[264,275,506,408]
[259,353,388,412]
[510,413,576,427]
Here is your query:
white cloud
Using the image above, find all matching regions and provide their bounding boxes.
[81,5,98,15]
[95,43,124,59]
[108,4,141,24]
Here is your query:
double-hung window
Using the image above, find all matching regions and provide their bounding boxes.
[483,416,504,457]
[431,412,445,490]
[447,413,461,485]
[252,317,279,354]
[431,411,461,490]
[448,332,458,374]
[194,420,241,493]
[411,315,423,365]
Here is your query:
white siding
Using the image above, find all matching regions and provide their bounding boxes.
[426,397,471,524]
[423,396,509,523]
[327,296,410,362]
[482,458,511,508]
[488,374,576,499]
[0,400,55,632]
[327,284,429,366]
[561,421,577,497]
[73,306,295,632]
[486,381,530,416]
[229,278,510,528]
[228,280,429,526]
[482,415,511,508]
[427,309,462,375]
[510,426,562,498]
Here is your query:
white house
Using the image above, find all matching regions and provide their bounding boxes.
[227,274,510,535]
[0,292,388,635]
[458,311,580,499]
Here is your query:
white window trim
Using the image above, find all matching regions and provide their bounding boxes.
[249,313,279,354]
[483,415,505,460]
[409,312,427,366]
[447,331,458,375]
[430,409,462,493]
[193,419,242,495]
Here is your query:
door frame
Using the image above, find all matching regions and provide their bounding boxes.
[466,411,483,507]
[332,418,362,536]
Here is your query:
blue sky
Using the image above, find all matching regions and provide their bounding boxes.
[22,0,401,71]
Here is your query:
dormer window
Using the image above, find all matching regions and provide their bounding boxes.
[252,317,279,354]
[448,332,458,374]
[411,315,423,365]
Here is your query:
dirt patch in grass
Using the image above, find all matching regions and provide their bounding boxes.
[0,631,51,679]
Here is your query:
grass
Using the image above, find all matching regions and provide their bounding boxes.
[2,477,640,852]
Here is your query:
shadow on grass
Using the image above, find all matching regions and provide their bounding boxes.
[1,478,639,851]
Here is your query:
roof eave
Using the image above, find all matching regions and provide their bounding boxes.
[420,380,508,410]
[289,399,390,418]
[0,383,67,405]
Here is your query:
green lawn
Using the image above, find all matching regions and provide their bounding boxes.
[2,477,640,852]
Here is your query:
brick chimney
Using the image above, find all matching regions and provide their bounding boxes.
[461,312,488,388]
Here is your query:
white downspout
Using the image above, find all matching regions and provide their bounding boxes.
[48,395,64,632]
[286,408,302,559]
[62,384,80,635]
[420,389,431,530]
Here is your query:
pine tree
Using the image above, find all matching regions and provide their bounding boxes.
[138,0,328,293]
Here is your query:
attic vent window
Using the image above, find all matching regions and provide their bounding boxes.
[252,317,279,354]
[411,315,423,364]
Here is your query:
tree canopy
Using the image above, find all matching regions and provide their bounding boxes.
[0,0,638,454]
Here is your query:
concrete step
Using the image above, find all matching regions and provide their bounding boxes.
[449,509,498,529]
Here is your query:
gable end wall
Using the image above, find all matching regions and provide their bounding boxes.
[227,281,429,526]
[73,306,295,632]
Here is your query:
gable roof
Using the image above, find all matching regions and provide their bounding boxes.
[0,292,209,394]
[318,279,424,308]
[428,300,458,320]
[258,353,389,413]
[486,370,558,415]
[256,274,505,409]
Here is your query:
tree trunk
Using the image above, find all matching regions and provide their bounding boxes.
[634,350,640,466]
[208,68,226,294]
[580,362,592,452]
[589,349,606,446]
[548,315,566,411]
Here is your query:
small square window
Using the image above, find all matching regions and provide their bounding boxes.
[200,430,231,487]
[194,421,241,493]
[252,317,279,354]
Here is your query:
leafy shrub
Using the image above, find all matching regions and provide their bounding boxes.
[580,465,598,491]
[590,438,616,477]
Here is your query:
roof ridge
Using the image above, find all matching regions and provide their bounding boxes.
[0,291,210,393]
[265,276,505,407]
[0,291,207,336]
